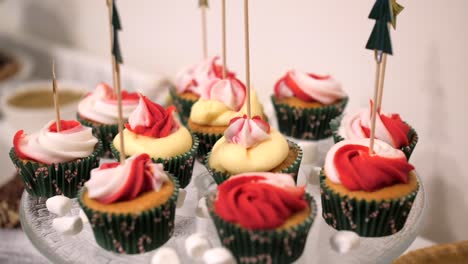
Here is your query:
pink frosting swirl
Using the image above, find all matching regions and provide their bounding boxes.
[200,77,247,111]
[338,101,410,148]
[175,56,235,95]
[224,115,270,148]
[274,70,346,104]
[85,154,169,204]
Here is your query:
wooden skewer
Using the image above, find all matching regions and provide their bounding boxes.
[369,50,383,154]
[201,5,208,59]
[244,0,251,118]
[106,0,117,94]
[221,0,227,79]
[114,63,126,165]
[376,53,388,110]
[52,61,61,132]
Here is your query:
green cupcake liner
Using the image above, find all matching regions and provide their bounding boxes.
[205,140,303,185]
[271,96,348,140]
[169,87,198,126]
[77,114,119,158]
[319,171,419,237]
[110,134,199,189]
[329,115,419,160]
[207,191,316,264]
[190,130,223,163]
[78,175,180,254]
[9,141,103,198]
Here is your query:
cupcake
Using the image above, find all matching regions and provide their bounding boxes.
[9,120,102,198]
[320,138,419,237]
[77,83,139,157]
[188,77,265,160]
[207,172,317,264]
[110,95,198,188]
[330,102,418,159]
[170,56,235,125]
[271,70,348,140]
[78,153,179,254]
[206,115,302,185]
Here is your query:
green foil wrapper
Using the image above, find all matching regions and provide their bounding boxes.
[190,130,223,163]
[110,134,199,188]
[169,87,198,126]
[9,141,103,198]
[320,172,419,237]
[78,176,179,254]
[207,191,317,264]
[329,115,419,159]
[205,140,302,185]
[271,96,348,140]
[77,114,119,158]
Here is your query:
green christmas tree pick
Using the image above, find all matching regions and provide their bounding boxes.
[111,0,123,64]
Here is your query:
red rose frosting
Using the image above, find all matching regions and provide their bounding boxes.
[85,154,169,204]
[224,115,270,148]
[200,77,247,111]
[214,173,307,230]
[274,70,346,104]
[176,56,235,95]
[324,139,415,192]
[339,101,410,148]
[125,95,179,138]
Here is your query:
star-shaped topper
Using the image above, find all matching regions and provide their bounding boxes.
[390,0,404,29]
[199,0,209,8]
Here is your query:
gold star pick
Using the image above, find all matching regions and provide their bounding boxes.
[199,0,208,8]
[390,0,404,29]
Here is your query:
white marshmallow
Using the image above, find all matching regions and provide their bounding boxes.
[79,209,89,224]
[46,195,72,216]
[195,197,210,218]
[176,189,187,208]
[203,247,236,264]
[151,247,180,264]
[52,216,83,236]
[307,166,322,185]
[330,231,360,254]
[185,233,211,259]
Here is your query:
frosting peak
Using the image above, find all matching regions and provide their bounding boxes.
[85,154,169,204]
[13,120,98,164]
[78,83,139,125]
[200,78,246,111]
[215,173,307,230]
[324,139,414,192]
[224,115,270,148]
[126,95,179,138]
[338,101,410,148]
[176,56,235,95]
[274,70,346,104]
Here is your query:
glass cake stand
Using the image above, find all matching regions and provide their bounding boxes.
[20,162,425,264]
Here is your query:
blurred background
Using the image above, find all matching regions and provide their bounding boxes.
[0,0,467,262]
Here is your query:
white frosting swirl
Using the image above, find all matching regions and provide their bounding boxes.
[200,78,246,111]
[175,56,224,95]
[19,120,98,164]
[224,116,270,148]
[78,83,139,125]
[324,138,406,184]
[275,70,346,104]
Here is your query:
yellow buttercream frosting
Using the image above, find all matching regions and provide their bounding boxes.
[113,126,193,159]
[189,90,264,126]
[208,128,289,174]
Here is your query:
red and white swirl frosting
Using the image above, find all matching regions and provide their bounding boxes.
[324,139,415,192]
[224,115,270,148]
[175,56,235,95]
[274,70,346,104]
[78,83,139,125]
[215,172,307,230]
[338,102,410,148]
[125,95,179,138]
[85,154,169,204]
[200,77,247,111]
[13,120,98,164]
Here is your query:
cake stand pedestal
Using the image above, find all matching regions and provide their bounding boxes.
[20,163,425,264]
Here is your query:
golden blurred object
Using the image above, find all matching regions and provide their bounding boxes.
[394,240,468,264]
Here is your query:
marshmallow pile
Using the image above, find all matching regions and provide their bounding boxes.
[46,195,88,236]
